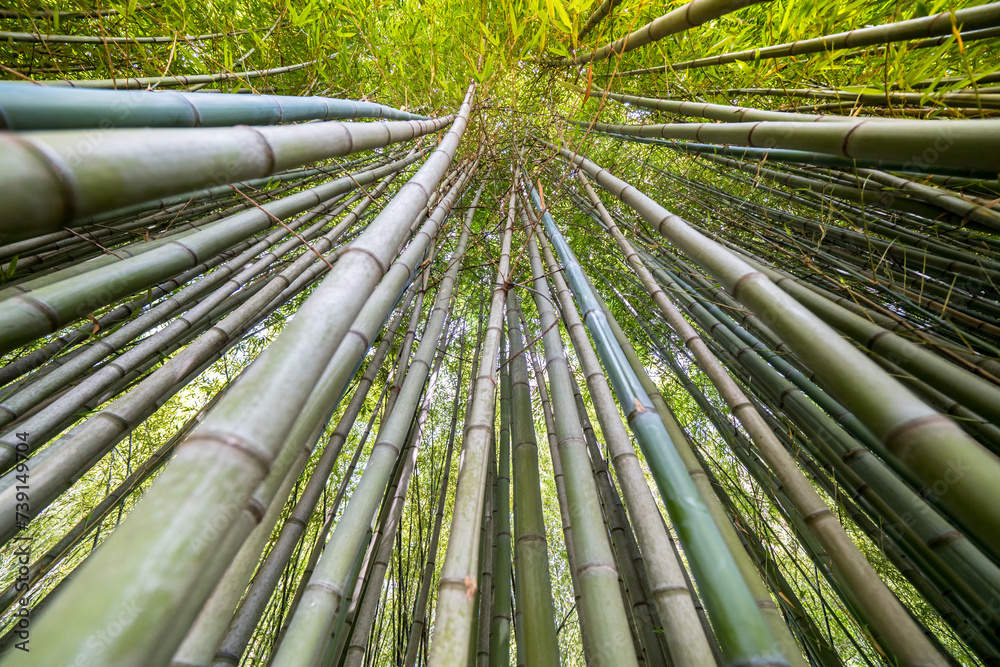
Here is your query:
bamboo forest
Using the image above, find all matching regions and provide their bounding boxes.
[3,0,1000,665]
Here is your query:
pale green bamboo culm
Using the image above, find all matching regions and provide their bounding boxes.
[569,117,1000,174]
[489,331,513,667]
[615,1,1000,75]
[427,187,514,667]
[0,81,429,131]
[535,222,716,667]
[505,289,562,666]
[0,110,450,243]
[522,229,639,667]
[560,0,772,66]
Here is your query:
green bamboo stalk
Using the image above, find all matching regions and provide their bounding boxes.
[522,231,640,667]
[13,150,387,253]
[567,82,855,122]
[855,167,1000,232]
[172,421,310,667]
[661,173,1000,283]
[569,117,1000,174]
[266,378,388,662]
[0,384,227,619]
[0,2,160,19]
[593,130,993,179]
[726,87,1000,109]
[10,88,475,667]
[0,29,248,44]
[615,2,1000,75]
[621,259,1000,647]
[582,248,808,667]
[550,140,1000,561]
[534,224,714,666]
[643,346,844,666]
[341,320,457,667]
[576,0,623,40]
[0,171,395,444]
[402,324,469,667]
[271,182,473,666]
[560,0,771,66]
[180,299,405,667]
[0,180,395,521]
[524,181,785,665]
[521,325,592,660]
[0,230,263,389]
[474,427,496,667]
[648,296,1000,661]
[565,368,669,666]
[41,57,322,89]
[0,149,427,356]
[729,252,1000,428]
[0,82,428,130]
[426,187,513,667]
[845,25,1000,56]
[489,331,513,667]
[208,358,395,667]
[609,279,880,664]
[0,254,318,541]
[504,290,561,666]
[0,111,448,244]
[600,209,947,663]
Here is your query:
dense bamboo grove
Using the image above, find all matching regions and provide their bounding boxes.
[1,0,999,665]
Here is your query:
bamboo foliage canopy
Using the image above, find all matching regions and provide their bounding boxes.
[0,0,999,666]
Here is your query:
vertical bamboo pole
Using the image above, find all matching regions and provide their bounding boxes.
[427,186,514,667]
[402,329,469,667]
[505,289,562,665]
[489,332,513,667]
[536,227,715,667]
[523,232,638,667]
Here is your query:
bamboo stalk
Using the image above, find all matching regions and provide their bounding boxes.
[0,174,394,492]
[569,117,1000,174]
[0,149,425,357]
[272,179,473,666]
[576,0,624,40]
[0,3,160,19]
[206,322,399,667]
[0,112,449,244]
[40,57,322,89]
[534,222,714,666]
[504,290,561,665]
[522,321,592,661]
[524,181,785,665]
[341,318,458,667]
[426,186,513,667]
[560,0,771,66]
[522,231,640,667]
[565,368,670,666]
[595,130,993,179]
[489,332,513,667]
[0,29,249,45]
[402,307,471,667]
[727,87,1000,109]
[596,196,947,663]
[615,2,1000,75]
[0,173,393,443]
[0,82,428,131]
